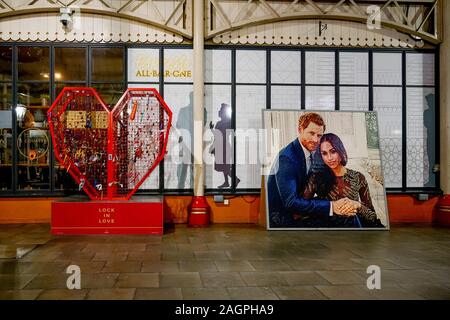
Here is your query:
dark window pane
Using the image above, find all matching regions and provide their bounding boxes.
[0,46,12,81]
[16,126,51,190]
[16,83,51,190]
[91,83,124,107]
[0,83,12,110]
[0,83,12,189]
[55,166,77,191]
[55,47,87,81]
[0,124,12,190]
[92,48,124,81]
[18,47,50,81]
[56,82,86,98]
[17,83,50,110]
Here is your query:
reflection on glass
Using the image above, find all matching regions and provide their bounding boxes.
[17,83,50,127]
[18,47,50,81]
[163,84,194,190]
[374,87,402,188]
[91,83,124,107]
[16,82,50,190]
[55,167,77,191]
[407,88,436,188]
[56,83,86,98]
[0,83,12,110]
[204,85,233,189]
[235,85,266,189]
[0,106,12,190]
[16,127,50,190]
[0,46,12,81]
[92,48,124,81]
[55,47,87,81]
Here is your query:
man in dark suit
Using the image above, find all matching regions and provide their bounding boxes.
[267,112,356,228]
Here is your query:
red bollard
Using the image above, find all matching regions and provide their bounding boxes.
[437,195,450,227]
[188,196,210,227]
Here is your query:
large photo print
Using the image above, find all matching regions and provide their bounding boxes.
[263,111,389,230]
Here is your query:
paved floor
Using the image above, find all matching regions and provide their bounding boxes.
[0,223,449,300]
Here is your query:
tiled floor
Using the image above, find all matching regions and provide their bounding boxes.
[0,223,449,300]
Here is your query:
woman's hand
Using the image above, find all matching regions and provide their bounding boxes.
[332,198,359,216]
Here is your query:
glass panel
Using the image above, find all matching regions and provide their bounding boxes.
[205,85,232,189]
[271,51,301,84]
[91,83,124,107]
[16,83,50,190]
[271,86,301,109]
[305,51,335,84]
[0,84,12,190]
[236,50,266,84]
[16,127,50,190]
[163,84,194,189]
[55,47,86,81]
[0,46,12,81]
[340,87,369,111]
[91,47,124,81]
[55,168,77,191]
[305,86,335,110]
[205,49,231,83]
[235,85,266,189]
[164,49,193,83]
[55,83,86,97]
[406,53,435,86]
[17,83,50,111]
[339,52,369,85]
[128,48,159,83]
[18,46,50,81]
[374,87,403,188]
[407,88,436,187]
[373,53,402,85]
[0,83,12,110]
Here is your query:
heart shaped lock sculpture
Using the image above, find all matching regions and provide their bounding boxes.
[48,87,172,200]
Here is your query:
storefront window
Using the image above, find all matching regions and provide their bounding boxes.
[16,46,51,191]
[0,46,12,81]
[55,47,86,82]
[16,83,50,190]
[0,45,439,195]
[92,47,124,82]
[0,46,12,190]
[18,47,50,81]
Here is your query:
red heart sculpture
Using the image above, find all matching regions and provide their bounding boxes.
[48,87,172,200]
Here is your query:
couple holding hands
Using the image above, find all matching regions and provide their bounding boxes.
[267,112,384,229]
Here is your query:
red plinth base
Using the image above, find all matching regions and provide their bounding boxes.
[188,196,210,227]
[438,195,450,227]
[51,195,163,235]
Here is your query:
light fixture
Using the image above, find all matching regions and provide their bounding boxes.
[55,72,62,79]
[15,104,27,125]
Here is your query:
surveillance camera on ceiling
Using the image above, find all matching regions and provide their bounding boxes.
[60,7,74,28]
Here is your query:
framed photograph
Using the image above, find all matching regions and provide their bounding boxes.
[263,110,389,230]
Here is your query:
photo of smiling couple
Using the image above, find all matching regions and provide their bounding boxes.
[265,111,388,230]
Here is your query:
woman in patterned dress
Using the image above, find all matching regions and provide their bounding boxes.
[303,133,384,228]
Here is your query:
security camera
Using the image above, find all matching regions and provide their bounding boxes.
[60,7,73,27]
